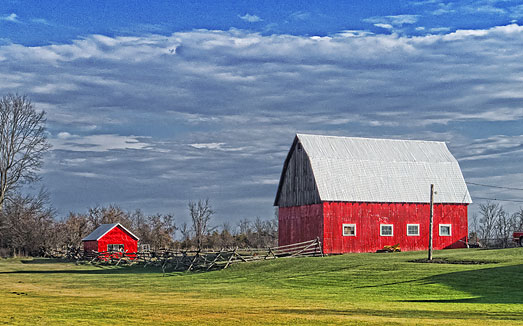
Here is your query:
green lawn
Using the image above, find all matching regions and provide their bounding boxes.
[1,248,522,325]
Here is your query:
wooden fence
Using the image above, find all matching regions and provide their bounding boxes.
[45,238,324,273]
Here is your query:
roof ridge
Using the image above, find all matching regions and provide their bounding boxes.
[296,133,446,144]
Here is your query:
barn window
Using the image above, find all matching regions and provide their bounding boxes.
[139,244,150,252]
[380,224,393,236]
[343,224,356,236]
[439,224,451,236]
[407,224,419,236]
[107,244,124,252]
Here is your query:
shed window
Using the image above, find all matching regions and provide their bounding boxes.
[343,224,356,236]
[439,224,451,236]
[407,224,419,236]
[107,244,124,252]
[380,224,393,236]
[139,244,150,252]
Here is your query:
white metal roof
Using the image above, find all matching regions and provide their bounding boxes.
[81,223,139,241]
[296,134,471,204]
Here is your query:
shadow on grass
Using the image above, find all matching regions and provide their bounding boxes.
[276,307,523,321]
[21,258,73,264]
[0,265,163,275]
[401,264,523,304]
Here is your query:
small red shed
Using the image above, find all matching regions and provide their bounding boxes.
[82,223,139,258]
[274,134,472,254]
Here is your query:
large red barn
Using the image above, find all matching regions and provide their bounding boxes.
[82,223,139,258]
[274,134,472,254]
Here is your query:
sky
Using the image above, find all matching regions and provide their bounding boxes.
[1,0,523,227]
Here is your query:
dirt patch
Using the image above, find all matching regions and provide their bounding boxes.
[409,258,499,265]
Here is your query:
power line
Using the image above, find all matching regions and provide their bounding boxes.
[466,181,523,192]
[473,196,523,204]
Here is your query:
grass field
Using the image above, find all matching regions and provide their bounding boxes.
[1,248,523,325]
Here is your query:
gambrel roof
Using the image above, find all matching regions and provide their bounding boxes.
[275,134,472,206]
[82,223,139,241]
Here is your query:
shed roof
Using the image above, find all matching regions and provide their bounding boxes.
[275,134,472,205]
[81,223,139,241]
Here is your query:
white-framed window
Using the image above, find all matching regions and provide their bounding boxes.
[380,224,393,236]
[439,224,452,236]
[407,224,420,236]
[343,224,356,236]
[107,244,124,252]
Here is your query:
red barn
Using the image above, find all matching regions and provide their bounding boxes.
[274,134,472,254]
[82,223,139,258]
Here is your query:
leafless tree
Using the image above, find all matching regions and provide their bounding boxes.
[513,208,523,231]
[494,207,511,248]
[145,213,177,250]
[179,222,192,249]
[479,202,500,244]
[57,212,90,249]
[0,94,51,211]
[188,199,214,250]
[0,191,54,256]
[87,205,132,229]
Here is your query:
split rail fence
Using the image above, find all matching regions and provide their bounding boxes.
[46,238,324,273]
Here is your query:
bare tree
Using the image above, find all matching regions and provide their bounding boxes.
[0,190,54,256]
[179,222,192,249]
[188,199,214,250]
[0,94,51,211]
[494,207,511,248]
[479,202,503,247]
[513,208,523,231]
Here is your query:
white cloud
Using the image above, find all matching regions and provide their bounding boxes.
[1,24,523,220]
[52,134,151,152]
[509,4,523,18]
[1,13,19,23]
[375,23,393,29]
[31,18,51,25]
[364,14,419,27]
[430,27,451,33]
[190,142,225,150]
[289,11,310,21]
[238,13,263,23]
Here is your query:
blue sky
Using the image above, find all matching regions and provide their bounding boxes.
[1,0,523,227]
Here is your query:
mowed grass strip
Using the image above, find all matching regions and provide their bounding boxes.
[1,248,522,325]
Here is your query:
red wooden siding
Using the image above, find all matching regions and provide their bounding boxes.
[83,240,98,252]
[278,204,323,246]
[97,226,138,254]
[323,202,468,254]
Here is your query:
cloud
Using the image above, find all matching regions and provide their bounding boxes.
[1,13,19,23]
[31,18,51,25]
[430,27,451,33]
[238,13,263,23]
[374,23,394,30]
[190,143,225,150]
[51,133,151,152]
[289,11,310,21]
[509,4,523,18]
[364,14,419,26]
[1,24,523,220]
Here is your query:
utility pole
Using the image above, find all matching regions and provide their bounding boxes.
[428,184,434,261]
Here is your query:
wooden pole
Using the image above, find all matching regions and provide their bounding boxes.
[428,184,434,261]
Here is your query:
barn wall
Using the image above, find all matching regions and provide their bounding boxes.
[277,141,321,207]
[278,204,323,246]
[83,241,98,253]
[323,202,468,254]
[97,226,138,256]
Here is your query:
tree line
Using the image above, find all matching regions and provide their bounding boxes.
[0,195,278,257]
[470,202,523,248]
